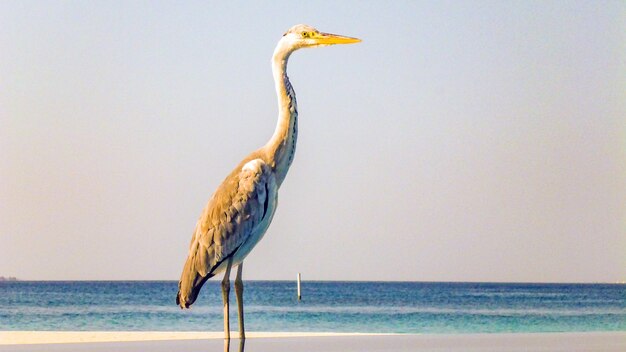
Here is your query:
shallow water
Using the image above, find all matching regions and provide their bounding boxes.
[1,281,624,333]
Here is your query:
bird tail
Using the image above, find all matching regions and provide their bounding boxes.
[176,256,212,309]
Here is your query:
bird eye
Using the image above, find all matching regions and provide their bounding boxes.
[302,32,308,38]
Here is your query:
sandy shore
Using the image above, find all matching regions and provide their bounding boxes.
[0,331,375,345]
[0,331,625,351]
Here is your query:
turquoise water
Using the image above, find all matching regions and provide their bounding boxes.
[1,281,624,333]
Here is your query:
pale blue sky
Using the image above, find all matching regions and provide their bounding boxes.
[1,1,624,282]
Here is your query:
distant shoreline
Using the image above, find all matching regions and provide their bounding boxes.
[0,277,17,282]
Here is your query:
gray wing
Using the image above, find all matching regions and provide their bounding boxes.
[177,158,273,308]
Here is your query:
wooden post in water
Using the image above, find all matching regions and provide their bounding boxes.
[297,273,302,301]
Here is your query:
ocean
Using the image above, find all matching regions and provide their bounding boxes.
[1,281,624,333]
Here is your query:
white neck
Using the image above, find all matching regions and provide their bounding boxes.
[264,40,299,188]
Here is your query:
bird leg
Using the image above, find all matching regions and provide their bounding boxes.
[234,263,245,339]
[223,338,244,352]
[221,258,233,340]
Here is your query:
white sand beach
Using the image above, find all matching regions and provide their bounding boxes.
[0,331,375,345]
[1,331,624,352]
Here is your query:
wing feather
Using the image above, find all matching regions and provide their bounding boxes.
[177,158,273,307]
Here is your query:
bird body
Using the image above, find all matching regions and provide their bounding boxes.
[176,24,360,339]
[177,152,278,307]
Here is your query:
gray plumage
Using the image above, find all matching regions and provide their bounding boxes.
[176,154,277,308]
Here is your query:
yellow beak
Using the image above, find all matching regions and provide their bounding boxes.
[313,32,361,45]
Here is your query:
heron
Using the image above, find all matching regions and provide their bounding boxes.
[175,24,360,340]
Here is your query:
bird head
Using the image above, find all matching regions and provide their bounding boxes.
[278,24,361,53]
